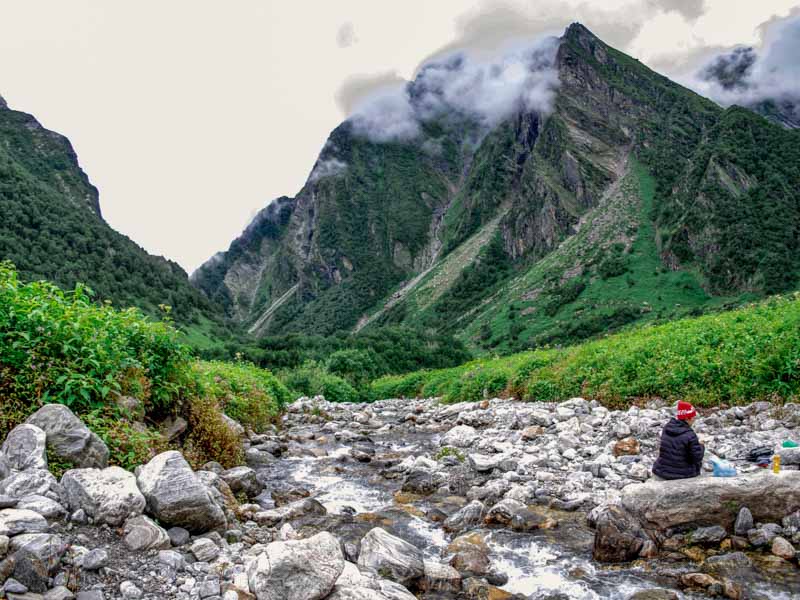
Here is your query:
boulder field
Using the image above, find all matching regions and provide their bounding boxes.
[0,397,797,599]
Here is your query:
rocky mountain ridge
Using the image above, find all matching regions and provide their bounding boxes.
[193,24,800,350]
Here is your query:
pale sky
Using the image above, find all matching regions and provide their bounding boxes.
[0,0,797,273]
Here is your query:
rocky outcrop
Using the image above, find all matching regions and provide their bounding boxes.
[357,528,425,587]
[247,532,345,600]
[61,467,145,526]
[26,404,109,469]
[621,472,800,531]
[1,425,47,472]
[136,451,226,533]
[591,504,655,562]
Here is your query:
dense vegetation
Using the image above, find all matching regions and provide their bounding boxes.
[372,294,800,407]
[0,101,227,341]
[0,262,288,469]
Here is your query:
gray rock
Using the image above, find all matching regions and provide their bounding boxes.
[592,504,653,562]
[468,453,502,473]
[26,404,108,468]
[16,496,66,520]
[160,416,188,442]
[76,592,104,600]
[115,395,144,421]
[0,470,56,499]
[357,528,424,587]
[168,526,191,546]
[440,426,478,448]
[247,532,345,600]
[1,425,47,472]
[197,579,220,599]
[621,471,800,531]
[124,515,171,551]
[748,524,782,547]
[191,538,220,562]
[44,586,75,600]
[734,507,753,536]
[10,533,66,593]
[771,536,796,560]
[119,581,142,600]
[253,498,326,527]
[221,466,263,498]
[691,525,727,544]
[778,446,800,465]
[136,451,226,533]
[62,466,145,526]
[626,590,679,600]
[0,509,48,536]
[783,510,800,530]
[0,494,18,509]
[420,560,460,593]
[4,578,28,594]
[158,549,186,571]
[443,500,486,534]
[0,534,8,557]
[703,551,752,577]
[80,548,108,570]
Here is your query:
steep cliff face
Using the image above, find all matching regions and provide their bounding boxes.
[194,23,800,345]
[0,95,221,327]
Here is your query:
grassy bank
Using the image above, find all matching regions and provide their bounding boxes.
[0,262,288,469]
[371,294,800,407]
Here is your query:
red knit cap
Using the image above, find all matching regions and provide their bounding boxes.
[676,401,697,420]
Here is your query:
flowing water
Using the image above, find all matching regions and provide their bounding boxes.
[255,408,798,600]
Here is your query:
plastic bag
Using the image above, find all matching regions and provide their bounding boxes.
[711,457,737,477]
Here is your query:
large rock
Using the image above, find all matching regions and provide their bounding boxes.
[440,426,478,449]
[1,425,47,472]
[247,531,345,600]
[0,509,48,536]
[26,404,108,468]
[620,471,800,531]
[357,528,424,587]
[61,467,145,526]
[136,451,226,533]
[592,504,654,562]
[15,495,66,520]
[221,466,263,498]
[9,533,66,593]
[0,470,55,499]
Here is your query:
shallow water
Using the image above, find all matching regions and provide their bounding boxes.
[257,423,796,599]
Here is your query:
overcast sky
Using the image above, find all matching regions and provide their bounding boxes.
[0,0,797,273]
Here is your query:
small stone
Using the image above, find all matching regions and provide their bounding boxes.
[124,515,171,551]
[119,582,142,600]
[76,592,105,600]
[691,525,727,545]
[158,549,186,571]
[771,536,796,560]
[4,578,29,594]
[613,437,640,457]
[44,586,75,600]
[167,526,191,546]
[734,507,753,536]
[197,579,220,599]
[81,548,108,570]
[191,538,220,562]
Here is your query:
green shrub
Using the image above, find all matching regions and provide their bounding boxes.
[183,395,244,469]
[194,360,289,432]
[370,294,800,406]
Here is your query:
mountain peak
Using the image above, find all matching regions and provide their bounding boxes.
[563,22,599,44]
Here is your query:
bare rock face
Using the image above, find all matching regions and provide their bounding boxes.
[62,467,146,526]
[620,471,800,531]
[247,531,345,600]
[357,528,424,587]
[591,504,653,562]
[136,451,226,533]
[26,404,109,468]
[1,424,47,472]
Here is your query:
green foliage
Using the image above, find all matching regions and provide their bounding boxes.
[0,261,191,417]
[193,360,290,432]
[280,361,359,403]
[0,104,224,328]
[372,294,800,407]
[435,447,465,462]
[326,348,384,390]
[0,262,287,469]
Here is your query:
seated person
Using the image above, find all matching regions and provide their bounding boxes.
[652,401,705,480]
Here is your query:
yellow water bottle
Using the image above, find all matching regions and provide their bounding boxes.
[772,454,781,474]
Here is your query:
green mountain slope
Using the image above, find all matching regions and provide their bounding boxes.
[194,24,800,351]
[0,94,224,338]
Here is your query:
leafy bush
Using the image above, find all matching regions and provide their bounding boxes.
[371,294,800,407]
[183,395,244,469]
[280,360,359,403]
[194,361,290,432]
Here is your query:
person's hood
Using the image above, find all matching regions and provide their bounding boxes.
[663,417,692,436]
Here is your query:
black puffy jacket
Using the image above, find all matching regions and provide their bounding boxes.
[652,418,705,480]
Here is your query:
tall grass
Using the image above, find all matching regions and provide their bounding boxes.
[371,294,800,407]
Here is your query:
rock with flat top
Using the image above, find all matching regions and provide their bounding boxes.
[61,467,145,526]
[247,532,344,600]
[357,528,424,587]
[620,471,800,531]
